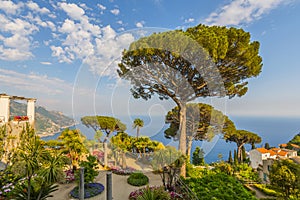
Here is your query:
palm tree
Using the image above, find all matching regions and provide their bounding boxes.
[133,118,144,138]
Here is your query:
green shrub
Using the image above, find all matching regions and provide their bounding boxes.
[184,173,257,200]
[127,172,149,186]
[253,184,279,197]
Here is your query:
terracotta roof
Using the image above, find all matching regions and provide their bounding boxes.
[280,144,287,148]
[256,148,279,156]
[256,148,270,154]
[277,150,288,156]
[271,148,281,152]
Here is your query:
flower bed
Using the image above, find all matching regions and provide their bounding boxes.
[110,166,136,175]
[64,169,75,183]
[129,186,183,200]
[70,183,104,199]
[13,116,29,121]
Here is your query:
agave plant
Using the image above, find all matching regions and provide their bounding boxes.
[13,182,58,200]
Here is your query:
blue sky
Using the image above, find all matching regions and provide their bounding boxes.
[1,0,300,119]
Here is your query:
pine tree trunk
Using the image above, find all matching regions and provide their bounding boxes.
[187,136,193,159]
[178,103,187,177]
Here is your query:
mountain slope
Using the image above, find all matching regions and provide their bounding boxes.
[10,101,75,135]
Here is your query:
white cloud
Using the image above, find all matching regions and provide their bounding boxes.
[97,4,106,10]
[0,11,39,60]
[26,1,50,14]
[184,18,195,23]
[40,61,52,65]
[205,0,292,26]
[0,1,23,15]
[58,2,85,21]
[0,69,72,95]
[110,8,120,15]
[135,21,144,28]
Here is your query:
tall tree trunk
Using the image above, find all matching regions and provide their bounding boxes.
[237,143,244,163]
[137,127,140,138]
[187,136,193,159]
[178,103,187,177]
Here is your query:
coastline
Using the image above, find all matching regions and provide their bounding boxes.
[37,123,77,138]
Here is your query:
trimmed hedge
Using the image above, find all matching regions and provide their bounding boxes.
[127,172,149,186]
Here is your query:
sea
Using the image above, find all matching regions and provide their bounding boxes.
[42,116,300,164]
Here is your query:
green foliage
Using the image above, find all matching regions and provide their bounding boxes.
[151,146,184,189]
[164,103,234,157]
[235,163,260,182]
[12,182,58,200]
[186,162,209,178]
[127,172,149,186]
[234,149,238,165]
[184,172,257,200]
[224,129,261,163]
[129,186,171,200]
[192,146,204,166]
[289,133,300,146]
[133,118,144,138]
[58,128,88,169]
[76,155,99,184]
[94,130,103,143]
[81,116,126,138]
[264,143,270,150]
[213,161,234,175]
[11,124,64,200]
[269,159,300,199]
[0,168,21,198]
[0,125,6,160]
[253,184,279,197]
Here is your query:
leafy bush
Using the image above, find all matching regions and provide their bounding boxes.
[186,163,209,178]
[127,172,149,186]
[70,182,104,199]
[12,181,58,200]
[184,172,257,200]
[129,186,182,200]
[75,155,99,184]
[253,184,279,197]
[0,169,21,198]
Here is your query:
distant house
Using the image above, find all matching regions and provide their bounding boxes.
[249,147,298,183]
[249,147,297,169]
[249,148,276,169]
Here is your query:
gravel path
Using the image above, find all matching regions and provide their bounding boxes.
[48,170,162,200]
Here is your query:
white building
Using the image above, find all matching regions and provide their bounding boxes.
[249,148,277,169]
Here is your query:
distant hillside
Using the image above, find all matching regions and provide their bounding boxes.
[10,101,75,135]
[288,132,300,146]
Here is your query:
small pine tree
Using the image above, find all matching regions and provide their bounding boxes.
[233,149,238,165]
[228,150,233,164]
[251,142,256,149]
[192,147,204,166]
[264,143,270,150]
